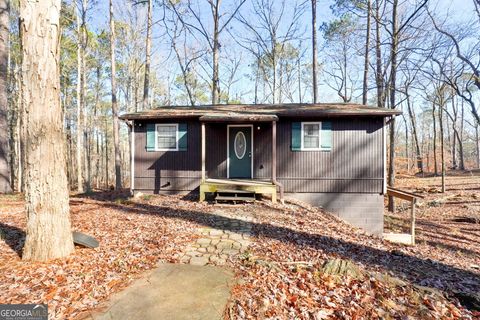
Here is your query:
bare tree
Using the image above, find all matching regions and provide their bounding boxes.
[169,0,246,105]
[387,0,428,212]
[235,0,305,104]
[0,0,10,193]
[429,7,480,125]
[362,0,371,104]
[110,0,122,189]
[399,69,423,173]
[373,0,385,108]
[75,3,83,192]
[321,15,359,103]
[311,0,318,103]
[143,0,152,109]
[20,0,74,261]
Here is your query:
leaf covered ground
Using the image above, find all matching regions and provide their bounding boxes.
[0,174,479,319]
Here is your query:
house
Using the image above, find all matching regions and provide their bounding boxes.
[119,103,401,235]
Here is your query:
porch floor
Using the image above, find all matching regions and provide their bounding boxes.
[199,179,277,203]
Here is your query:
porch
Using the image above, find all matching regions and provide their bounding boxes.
[198,113,284,203]
[199,178,277,202]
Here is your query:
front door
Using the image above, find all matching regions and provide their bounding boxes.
[228,126,252,178]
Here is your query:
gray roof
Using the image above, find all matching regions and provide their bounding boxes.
[119,103,402,121]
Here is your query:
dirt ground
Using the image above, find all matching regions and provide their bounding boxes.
[388,171,480,273]
[0,173,479,319]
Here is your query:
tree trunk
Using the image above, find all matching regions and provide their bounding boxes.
[405,92,423,172]
[76,8,84,193]
[439,104,445,193]
[403,116,410,173]
[0,0,10,193]
[10,68,21,192]
[374,0,384,108]
[459,100,465,170]
[311,0,318,103]
[94,66,100,188]
[297,57,302,103]
[110,0,121,190]
[20,0,74,261]
[362,0,371,105]
[432,102,438,175]
[211,0,220,105]
[387,0,398,212]
[272,49,277,104]
[142,0,152,110]
[254,58,259,104]
[476,124,480,169]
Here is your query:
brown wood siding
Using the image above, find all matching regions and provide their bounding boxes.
[133,118,384,194]
[206,123,227,178]
[277,118,384,193]
[134,120,201,192]
[253,123,273,180]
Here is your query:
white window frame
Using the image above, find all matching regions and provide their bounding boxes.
[155,123,179,151]
[301,121,322,151]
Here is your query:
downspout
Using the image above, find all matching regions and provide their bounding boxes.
[271,121,284,204]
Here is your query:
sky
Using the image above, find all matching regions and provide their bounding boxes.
[83,0,478,105]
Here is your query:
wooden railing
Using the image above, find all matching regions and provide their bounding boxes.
[385,187,424,245]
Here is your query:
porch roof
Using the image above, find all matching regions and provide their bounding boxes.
[199,114,278,122]
[119,103,402,121]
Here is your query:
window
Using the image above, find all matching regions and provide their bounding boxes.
[301,122,321,150]
[156,124,178,151]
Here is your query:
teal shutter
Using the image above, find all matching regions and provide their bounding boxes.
[321,121,332,150]
[178,123,187,151]
[146,123,156,152]
[291,122,301,151]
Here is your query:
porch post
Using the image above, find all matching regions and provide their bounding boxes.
[201,122,206,182]
[130,120,135,195]
[271,120,284,203]
[200,122,206,201]
[272,121,277,184]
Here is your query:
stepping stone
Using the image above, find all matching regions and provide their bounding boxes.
[229,233,243,241]
[209,256,227,265]
[190,256,210,266]
[197,238,211,245]
[216,241,233,250]
[221,249,239,256]
[209,229,224,236]
[232,242,242,250]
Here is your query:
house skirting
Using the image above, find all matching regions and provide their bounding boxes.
[286,193,384,235]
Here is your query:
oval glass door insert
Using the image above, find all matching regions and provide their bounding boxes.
[234,132,247,159]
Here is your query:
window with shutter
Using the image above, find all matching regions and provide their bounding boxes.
[156,124,178,150]
[145,123,188,151]
[298,121,332,151]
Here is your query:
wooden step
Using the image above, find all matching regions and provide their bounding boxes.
[215,195,255,203]
[216,189,254,194]
[215,188,256,203]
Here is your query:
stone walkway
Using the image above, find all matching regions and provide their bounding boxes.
[89,264,234,320]
[180,209,255,265]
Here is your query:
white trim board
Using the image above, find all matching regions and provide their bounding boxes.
[227,124,254,179]
[154,123,179,151]
[301,121,322,151]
